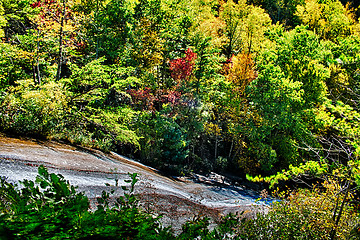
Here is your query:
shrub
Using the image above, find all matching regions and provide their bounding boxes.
[0,166,172,239]
[238,180,359,240]
[0,166,239,239]
[3,166,358,239]
[134,111,189,174]
[0,80,68,137]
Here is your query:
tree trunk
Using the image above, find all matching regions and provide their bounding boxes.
[329,178,350,240]
[215,133,218,161]
[34,28,41,84]
[56,0,66,81]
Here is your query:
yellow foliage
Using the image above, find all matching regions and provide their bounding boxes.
[241,5,271,53]
[270,179,358,239]
[204,122,221,135]
[296,0,355,40]
[0,2,6,38]
[219,0,271,54]
[296,0,324,31]
[131,17,164,72]
[226,53,257,95]
[197,17,228,50]
[15,80,68,116]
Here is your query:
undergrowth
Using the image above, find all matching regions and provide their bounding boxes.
[0,166,238,239]
[0,166,359,239]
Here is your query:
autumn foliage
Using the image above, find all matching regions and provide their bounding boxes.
[169,48,197,83]
[127,88,182,111]
[225,53,257,95]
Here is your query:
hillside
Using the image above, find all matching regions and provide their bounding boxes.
[1,0,360,238]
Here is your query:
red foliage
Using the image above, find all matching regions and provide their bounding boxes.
[169,48,197,83]
[156,89,182,105]
[31,0,72,20]
[31,1,42,8]
[127,87,156,110]
[126,88,182,111]
[31,0,56,8]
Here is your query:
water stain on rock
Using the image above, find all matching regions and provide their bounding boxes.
[0,134,267,232]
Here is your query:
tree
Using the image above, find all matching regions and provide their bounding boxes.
[218,0,271,57]
[31,0,80,79]
[131,0,164,75]
[0,0,40,86]
[296,0,355,41]
[219,0,248,58]
[243,26,330,173]
[0,1,6,38]
[169,48,197,86]
[83,0,134,64]
[64,57,140,150]
[248,0,304,27]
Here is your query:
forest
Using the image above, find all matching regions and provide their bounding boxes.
[1,0,360,238]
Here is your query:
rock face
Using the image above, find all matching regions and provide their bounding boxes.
[0,135,267,232]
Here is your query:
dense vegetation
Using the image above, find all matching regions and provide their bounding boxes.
[0,166,358,239]
[1,0,360,238]
[1,0,360,176]
[0,166,236,239]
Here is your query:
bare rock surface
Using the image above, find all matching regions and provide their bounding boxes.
[0,135,268,232]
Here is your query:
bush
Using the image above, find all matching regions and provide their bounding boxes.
[134,111,189,174]
[238,180,359,240]
[0,166,240,239]
[0,80,68,137]
[0,166,172,239]
[3,166,358,239]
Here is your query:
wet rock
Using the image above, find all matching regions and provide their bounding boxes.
[0,135,268,231]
